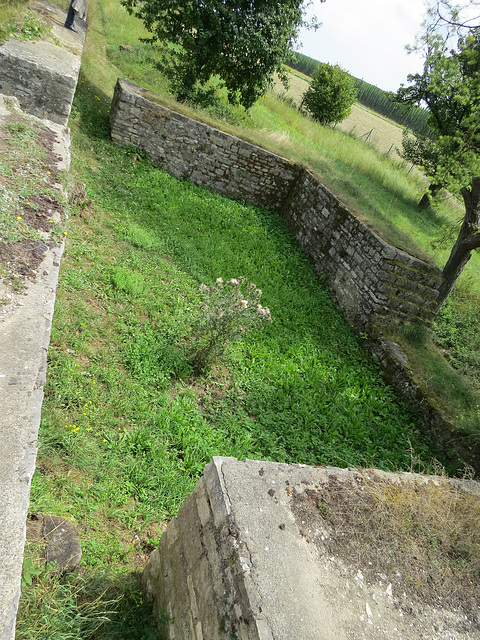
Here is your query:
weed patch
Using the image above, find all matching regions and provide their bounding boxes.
[0,109,67,297]
[292,473,480,623]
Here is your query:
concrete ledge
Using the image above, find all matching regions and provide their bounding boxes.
[0,1,86,125]
[144,457,480,640]
[0,240,64,640]
[0,4,85,635]
[0,94,70,640]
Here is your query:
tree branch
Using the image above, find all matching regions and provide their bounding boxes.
[462,232,480,251]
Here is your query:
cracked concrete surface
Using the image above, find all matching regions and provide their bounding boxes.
[0,4,85,635]
[144,458,480,640]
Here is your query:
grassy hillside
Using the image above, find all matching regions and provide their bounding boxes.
[286,51,431,135]
[8,0,479,637]
[273,69,409,159]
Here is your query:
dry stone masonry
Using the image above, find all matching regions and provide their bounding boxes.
[143,457,480,640]
[110,78,442,330]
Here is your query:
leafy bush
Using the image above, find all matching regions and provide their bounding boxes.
[190,277,272,373]
[301,62,357,126]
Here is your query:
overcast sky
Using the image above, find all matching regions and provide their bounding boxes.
[297,0,428,91]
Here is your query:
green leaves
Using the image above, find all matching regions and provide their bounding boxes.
[301,62,357,126]
[120,0,316,108]
[395,31,480,194]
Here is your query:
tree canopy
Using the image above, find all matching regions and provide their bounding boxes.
[393,1,480,308]
[395,31,480,195]
[120,0,321,109]
[301,62,357,125]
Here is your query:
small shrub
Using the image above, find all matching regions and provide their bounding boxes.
[190,277,272,374]
[301,62,357,126]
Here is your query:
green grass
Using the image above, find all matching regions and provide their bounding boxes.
[93,0,479,408]
[17,69,446,639]
[15,0,479,636]
[0,0,52,43]
[0,116,48,241]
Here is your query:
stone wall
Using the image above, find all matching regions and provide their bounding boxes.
[109,80,300,212]
[143,457,480,640]
[109,78,442,329]
[280,169,442,327]
[143,458,269,640]
[0,1,86,126]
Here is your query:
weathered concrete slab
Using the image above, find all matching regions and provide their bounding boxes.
[0,1,86,125]
[0,94,69,639]
[144,457,480,640]
[0,4,85,635]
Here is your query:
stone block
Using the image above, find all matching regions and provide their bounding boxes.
[0,11,85,125]
[43,515,82,573]
[144,458,480,640]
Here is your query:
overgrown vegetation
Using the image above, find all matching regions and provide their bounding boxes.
[293,473,480,621]
[0,1,51,43]
[191,277,272,374]
[287,51,431,135]
[11,0,480,636]
[0,115,58,242]
[0,105,67,293]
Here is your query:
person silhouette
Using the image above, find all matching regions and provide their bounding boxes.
[64,0,87,32]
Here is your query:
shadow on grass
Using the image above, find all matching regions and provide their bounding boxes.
[71,70,113,141]
[17,569,163,640]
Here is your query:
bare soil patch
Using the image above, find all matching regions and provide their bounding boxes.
[0,104,82,306]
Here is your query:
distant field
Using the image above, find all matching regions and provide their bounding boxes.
[275,70,407,160]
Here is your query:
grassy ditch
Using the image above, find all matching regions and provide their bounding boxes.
[10,0,479,636]
[16,69,449,639]
[96,0,480,425]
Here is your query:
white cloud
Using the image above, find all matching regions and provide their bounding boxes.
[298,0,427,91]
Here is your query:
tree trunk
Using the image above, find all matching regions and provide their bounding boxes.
[436,177,480,309]
[418,183,442,209]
